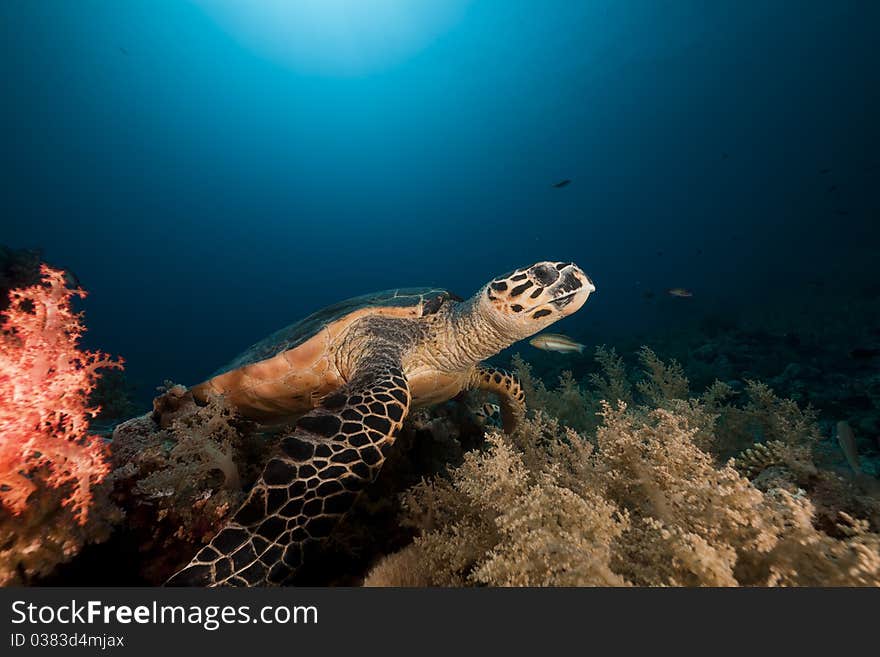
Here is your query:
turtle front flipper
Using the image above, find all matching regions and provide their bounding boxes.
[467,365,525,433]
[167,350,411,587]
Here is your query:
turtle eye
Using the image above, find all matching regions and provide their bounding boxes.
[530,264,559,286]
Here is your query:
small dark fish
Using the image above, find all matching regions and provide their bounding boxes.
[656,250,663,257]
[721,153,729,159]
[642,290,655,300]
[837,210,850,216]
[819,168,831,174]
[827,185,837,193]
[696,248,703,256]
[118,46,129,56]
[850,348,880,360]
[552,179,571,188]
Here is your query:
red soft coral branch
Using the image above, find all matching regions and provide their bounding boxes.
[0,265,123,523]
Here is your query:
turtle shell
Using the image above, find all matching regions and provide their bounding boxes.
[190,288,453,420]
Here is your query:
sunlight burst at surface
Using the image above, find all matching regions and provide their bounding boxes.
[193,0,471,74]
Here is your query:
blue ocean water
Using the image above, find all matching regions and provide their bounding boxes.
[1,1,878,406]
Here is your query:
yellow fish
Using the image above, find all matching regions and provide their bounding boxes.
[529,333,585,354]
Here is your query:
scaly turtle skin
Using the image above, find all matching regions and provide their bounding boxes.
[167,261,594,586]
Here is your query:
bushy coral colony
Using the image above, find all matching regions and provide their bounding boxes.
[0,266,122,521]
[366,352,880,586]
[0,265,878,586]
[0,266,123,584]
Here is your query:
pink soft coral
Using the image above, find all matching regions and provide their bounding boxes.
[0,265,122,523]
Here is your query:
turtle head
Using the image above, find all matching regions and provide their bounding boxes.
[479,261,595,339]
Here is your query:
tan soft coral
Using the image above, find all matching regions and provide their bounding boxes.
[590,402,879,586]
[366,391,880,586]
[589,345,633,406]
[511,354,594,431]
[365,431,627,587]
[634,346,689,404]
[472,475,628,586]
[708,380,821,458]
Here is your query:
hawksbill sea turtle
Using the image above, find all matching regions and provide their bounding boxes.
[167,261,595,586]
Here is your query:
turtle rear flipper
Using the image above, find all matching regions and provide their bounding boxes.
[167,348,411,587]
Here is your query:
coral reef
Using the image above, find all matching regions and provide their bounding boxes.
[107,389,268,583]
[6,296,877,587]
[0,265,124,584]
[366,348,880,587]
[99,390,490,585]
[94,345,879,587]
[366,409,880,587]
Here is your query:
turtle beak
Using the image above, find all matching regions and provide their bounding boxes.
[545,263,593,316]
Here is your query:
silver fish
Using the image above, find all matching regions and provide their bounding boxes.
[836,421,863,476]
[529,333,585,354]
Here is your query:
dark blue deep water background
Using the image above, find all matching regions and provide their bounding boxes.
[2,1,879,408]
